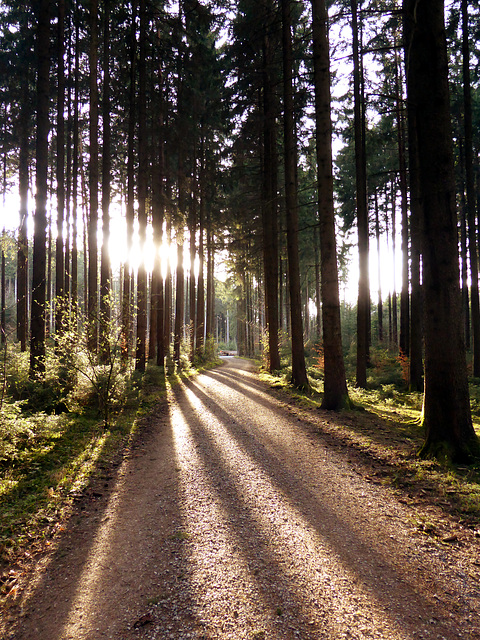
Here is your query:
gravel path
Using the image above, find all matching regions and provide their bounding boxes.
[4,358,480,639]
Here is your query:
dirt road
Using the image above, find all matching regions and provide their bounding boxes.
[4,358,480,639]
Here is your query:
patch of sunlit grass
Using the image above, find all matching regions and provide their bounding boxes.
[258,369,290,389]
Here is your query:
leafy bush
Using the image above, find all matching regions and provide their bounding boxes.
[0,402,34,468]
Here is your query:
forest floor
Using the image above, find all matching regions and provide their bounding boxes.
[1,357,480,640]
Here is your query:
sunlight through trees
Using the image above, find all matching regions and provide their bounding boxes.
[1,0,480,460]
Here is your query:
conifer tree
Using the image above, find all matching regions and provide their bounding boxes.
[311,0,350,409]
[282,0,308,389]
[30,0,50,376]
[404,0,479,461]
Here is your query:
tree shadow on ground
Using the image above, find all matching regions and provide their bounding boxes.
[206,365,480,525]
[3,360,476,640]
[0,396,199,640]
[169,369,470,639]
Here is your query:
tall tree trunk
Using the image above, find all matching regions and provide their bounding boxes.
[1,251,5,344]
[404,0,479,461]
[195,141,206,359]
[462,0,480,376]
[237,272,247,356]
[17,94,29,352]
[122,0,137,365]
[188,181,197,362]
[88,0,99,354]
[64,12,72,310]
[281,0,308,389]
[30,0,50,377]
[352,0,369,388]
[375,190,383,342]
[154,227,165,368]
[279,256,284,331]
[83,192,88,319]
[261,6,280,372]
[164,215,172,358]
[47,204,52,336]
[55,0,66,338]
[153,62,165,367]
[71,8,80,317]
[135,0,148,372]
[205,217,215,350]
[311,0,349,408]
[314,227,321,339]
[459,166,470,350]
[406,69,424,392]
[100,0,111,364]
[391,177,398,347]
[174,236,185,364]
[396,49,410,358]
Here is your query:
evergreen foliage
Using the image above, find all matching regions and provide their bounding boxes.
[0,0,479,462]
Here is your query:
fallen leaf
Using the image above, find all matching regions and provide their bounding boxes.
[133,613,154,629]
[442,534,458,543]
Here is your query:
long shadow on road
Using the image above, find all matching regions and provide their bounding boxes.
[6,361,476,640]
[169,363,471,640]
[5,406,192,640]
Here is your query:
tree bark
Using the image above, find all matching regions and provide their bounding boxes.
[164,215,173,358]
[396,49,410,358]
[153,58,165,367]
[261,4,280,372]
[374,191,383,342]
[352,0,369,388]
[30,0,50,377]
[462,0,480,376]
[1,251,5,344]
[88,0,99,354]
[188,180,197,362]
[71,7,80,317]
[135,0,148,372]
[195,141,206,359]
[404,0,479,461]
[55,0,66,338]
[100,0,111,364]
[281,0,308,389]
[122,0,137,366]
[17,92,29,352]
[391,178,398,347]
[314,227,321,339]
[311,0,349,408]
[205,214,214,350]
[174,237,185,364]
[406,70,424,392]
[459,182,470,349]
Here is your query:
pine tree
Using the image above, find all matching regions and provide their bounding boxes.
[282,0,308,389]
[311,0,350,409]
[30,0,50,376]
[404,0,479,461]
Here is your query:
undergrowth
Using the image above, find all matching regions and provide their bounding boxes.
[0,338,218,572]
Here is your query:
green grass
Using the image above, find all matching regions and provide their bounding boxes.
[0,357,167,571]
[0,406,133,568]
[0,348,222,577]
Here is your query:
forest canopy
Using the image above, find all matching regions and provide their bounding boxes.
[1,0,480,461]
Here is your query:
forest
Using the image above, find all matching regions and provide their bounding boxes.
[1,0,480,565]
